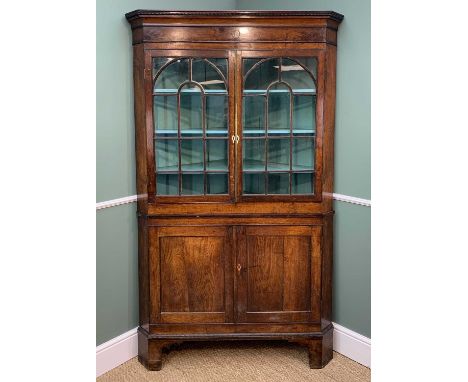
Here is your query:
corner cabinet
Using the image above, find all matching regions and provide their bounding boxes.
[126,10,343,371]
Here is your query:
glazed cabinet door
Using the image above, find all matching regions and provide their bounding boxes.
[236,226,322,323]
[236,50,324,202]
[149,226,233,324]
[147,50,235,202]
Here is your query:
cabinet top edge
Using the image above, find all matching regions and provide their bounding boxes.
[125,10,344,23]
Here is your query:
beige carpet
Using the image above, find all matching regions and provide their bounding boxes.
[97,341,370,382]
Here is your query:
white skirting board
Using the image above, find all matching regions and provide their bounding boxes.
[96,327,138,378]
[96,323,371,377]
[332,323,371,368]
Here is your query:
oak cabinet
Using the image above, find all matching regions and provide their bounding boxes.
[126,10,343,370]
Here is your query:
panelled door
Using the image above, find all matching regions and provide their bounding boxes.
[149,226,233,324]
[236,225,322,323]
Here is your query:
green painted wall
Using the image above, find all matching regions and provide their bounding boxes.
[237,0,371,337]
[97,0,371,345]
[96,203,138,345]
[334,202,371,337]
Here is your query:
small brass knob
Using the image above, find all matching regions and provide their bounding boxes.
[236,264,242,274]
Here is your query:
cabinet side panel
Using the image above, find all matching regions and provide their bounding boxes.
[138,217,149,329]
[283,236,311,311]
[322,45,337,210]
[133,44,148,212]
[311,226,323,323]
[148,227,161,322]
[321,214,333,329]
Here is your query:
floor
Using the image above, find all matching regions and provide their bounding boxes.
[97,341,370,381]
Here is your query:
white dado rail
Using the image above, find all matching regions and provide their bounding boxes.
[332,193,371,207]
[96,193,371,210]
[96,195,138,210]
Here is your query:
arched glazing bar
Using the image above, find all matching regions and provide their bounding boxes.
[176,81,205,193]
[265,78,294,193]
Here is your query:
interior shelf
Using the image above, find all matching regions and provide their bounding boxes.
[243,89,316,95]
[155,129,228,135]
[154,89,227,95]
[243,129,315,135]
[154,89,315,95]
[155,130,314,136]
[158,160,228,172]
[243,159,314,172]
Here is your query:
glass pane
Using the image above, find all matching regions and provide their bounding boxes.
[156,174,179,195]
[154,58,188,91]
[243,140,265,171]
[181,140,203,171]
[206,96,227,136]
[268,139,290,170]
[243,58,258,75]
[244,58,279,90]
[243,96,264,136]
[281,58,315,91]
[268,84,291,136]
[293,95,315,135]
[292,138,314,170]
[295,57,318,83]
[268,173,289,194]
[207,173,228,194]
[153,57,172,78]
[210,58,228,81]
[155,140,178,171]
[180,84,202,137]
[154,95,177,137]
[292,172,314,194]
[181,174,204,195]
[243,173,265,194]
[207,139,227,171]
[192,59,227,91]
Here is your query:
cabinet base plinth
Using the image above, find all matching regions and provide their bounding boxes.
[137,325,333,371]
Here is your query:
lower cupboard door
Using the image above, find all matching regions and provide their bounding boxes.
[149,226,233,324]
[236,225,322,323]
